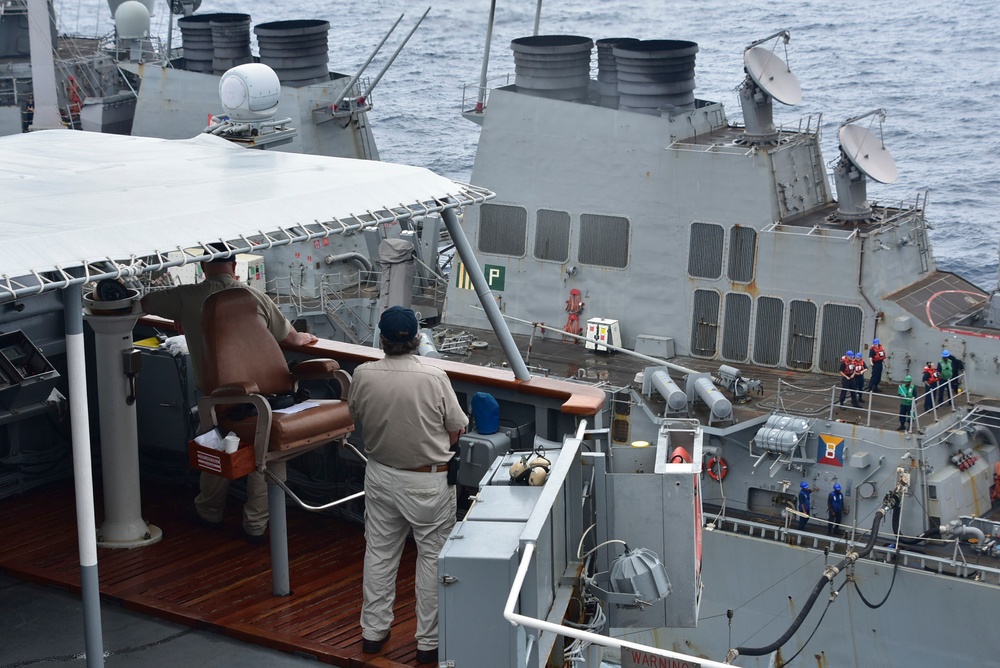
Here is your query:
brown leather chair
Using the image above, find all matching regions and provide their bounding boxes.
[196,288,354,471]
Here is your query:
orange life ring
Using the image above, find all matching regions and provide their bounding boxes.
[707,456,728,481]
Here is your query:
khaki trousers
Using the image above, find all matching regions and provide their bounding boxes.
[361,458,456,651]
[194,461,286,535]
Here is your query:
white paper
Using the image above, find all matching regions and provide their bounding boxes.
[194,429,225,450]
[273,401,321,415]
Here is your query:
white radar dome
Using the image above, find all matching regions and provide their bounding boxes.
[219,64,282,121]
[107,0,156,18]
[114,1,151,39]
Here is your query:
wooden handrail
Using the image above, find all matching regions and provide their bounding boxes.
[138,315,606,416]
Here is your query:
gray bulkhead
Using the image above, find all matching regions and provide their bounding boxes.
[125,63,379,160]
[444,83,983,388]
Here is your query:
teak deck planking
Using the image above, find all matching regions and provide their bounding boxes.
[0,481,425,667]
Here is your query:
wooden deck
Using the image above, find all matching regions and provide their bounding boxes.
[0,480,425,668]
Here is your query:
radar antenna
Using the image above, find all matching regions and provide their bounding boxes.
[114,1,151,62]
[737,30,802,145]
[168,0,201,15]
[204,64,298,150]
[832,109,898,223]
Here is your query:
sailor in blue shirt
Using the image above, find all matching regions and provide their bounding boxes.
[797,482,811,530]
[827,483,845,535]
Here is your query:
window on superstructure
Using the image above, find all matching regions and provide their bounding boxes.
[688,222,724,279]
[578,214,629,269]
[478,203,527,257]
[534,209,571,263]
[727,225,757,283]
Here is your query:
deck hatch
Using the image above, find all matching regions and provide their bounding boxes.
[722,293,751,361]
[534,209,571,262]
[819,303,863,372]
[753,296,784,366]
[787,300,817,370]
[688,222,724,279]
[727,225,757,283]
[691,289,720,357]
[578,213,629,268]
[478,203,527,257]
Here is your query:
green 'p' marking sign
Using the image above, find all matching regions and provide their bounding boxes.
[455,263,505,291]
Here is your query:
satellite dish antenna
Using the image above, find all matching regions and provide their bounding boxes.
[745,46,801,105]
[168,0,202,15]
[839,124,897,184]
[833,109,898,222]
[738,30,801,145]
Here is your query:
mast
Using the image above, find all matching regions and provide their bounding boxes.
[26,0,63,129]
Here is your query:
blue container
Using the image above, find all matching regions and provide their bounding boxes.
[471,391,500,435]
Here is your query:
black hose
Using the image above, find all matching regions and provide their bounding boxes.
[891,504,941,544]
[853,546,900,609]
[780,580,849,666]
[732,509,886,657]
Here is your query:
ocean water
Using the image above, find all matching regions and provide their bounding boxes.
[62,0,1000,289]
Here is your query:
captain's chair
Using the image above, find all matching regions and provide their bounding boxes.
[197,288,354,469]
[196,288,354,595]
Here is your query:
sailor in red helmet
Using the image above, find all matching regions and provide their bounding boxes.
[867,338,886,393]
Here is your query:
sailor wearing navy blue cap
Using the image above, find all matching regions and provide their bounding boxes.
[797,482,811,531]
[349,305,468,664]
[827,483,845,535]
[867,338,886,393]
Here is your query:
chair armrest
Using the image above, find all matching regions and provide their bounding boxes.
[211,382,260,396]
[196,393,273,470]
[291,360,351,401]
[330,369,351,401]
[290,358,340,379]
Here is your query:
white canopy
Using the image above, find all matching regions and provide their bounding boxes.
[0,130,492,299]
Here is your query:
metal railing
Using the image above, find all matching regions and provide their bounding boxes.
[501,422,734,668]
[769,375,970,430]
[820,374,969,430]
[712,513,1000,585]
[460,74,513,113]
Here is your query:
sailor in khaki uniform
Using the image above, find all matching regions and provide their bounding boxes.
[349,306,468,665]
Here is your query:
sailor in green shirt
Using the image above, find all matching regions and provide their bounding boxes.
[897,375,915,431]
[936,350,964,407]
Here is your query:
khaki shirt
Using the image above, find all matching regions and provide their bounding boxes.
[348,354,468,469]
[141,274,291,389]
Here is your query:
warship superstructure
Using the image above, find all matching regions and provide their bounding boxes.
[431,4,1000,667]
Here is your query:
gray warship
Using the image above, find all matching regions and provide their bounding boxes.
[431,2,1000,666]
[0,0,401,158]
[1,3,999,668]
